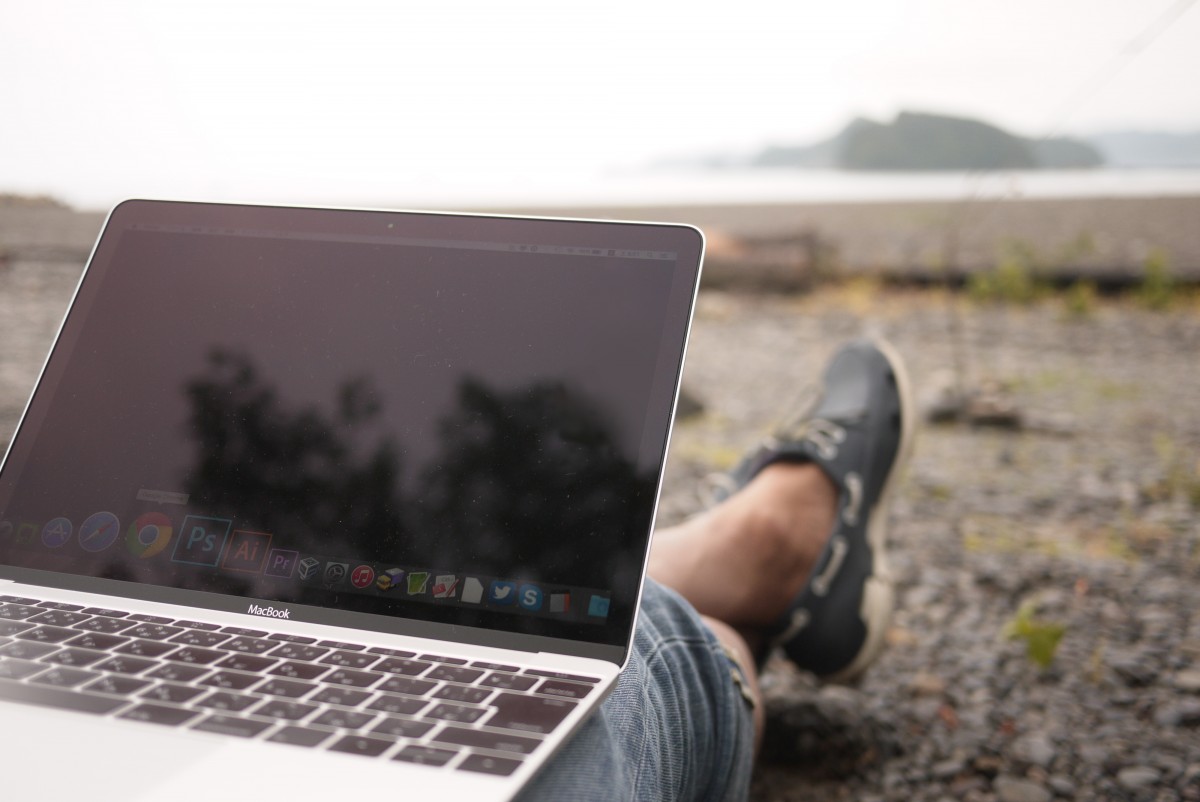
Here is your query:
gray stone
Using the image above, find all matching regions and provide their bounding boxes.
[1012,732,1057,768]
[1155,700,1200,728]
[994,774,1053,802]
[1047,774,1076,797]
[931,758,966,780]
[1174,669,1200,693]
[1116,765,1161,791]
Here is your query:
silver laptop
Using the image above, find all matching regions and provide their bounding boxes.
[0,200,703,801]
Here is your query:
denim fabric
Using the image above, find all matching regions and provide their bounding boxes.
[517,579,755,802]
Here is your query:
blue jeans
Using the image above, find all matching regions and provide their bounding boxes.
[518,579,756,802]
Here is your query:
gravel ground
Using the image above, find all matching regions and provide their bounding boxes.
[656,286,1200,802]
[3,259,1200,801]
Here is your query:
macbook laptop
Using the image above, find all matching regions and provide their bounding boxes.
[0,200,704,801]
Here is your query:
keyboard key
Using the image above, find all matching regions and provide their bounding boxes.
[419,653,468,665]
[95,655,157,675]
[84,675,152,695]
[114,639,178,658]
[125,623,182,640]
[74,616,137,634]
[140,683,205,704]
[472,661,519,672]
[366,646,415,658]
[146,663,210,683]
[426,665,483,684]
[487,693,576,734]
[365,694,428,716]
[425,703,485,724]
[80,607,129,617]
[268,661,329,681]
[221,626,267,637]
[374,658,430,676]
[32,667,98,688]
[308,687,371,707]
[191,714,272,738]
[199,671,261,691]
[0,674,125,713]
[0,595,41,605]
[523,669,600,684]
[26,610,91,627]
[170,630,231,647]
[391,745,457,767]
[173,620,221,631]
[377,676,435,696]
[196,691,259,712]
[268,643,328,662]
[166,647,226,665]
[215,654,276,673]
[43,648,106,668]
[323,669,381,689]
[480,672,537,691]
[65,632,128,651]
[128,614,176,625]
[254,699,318,721]
[15,626,76,644]
[311,709,376,730]
[368,717,433,740]
[319,651,379,669]
[37,601,85,612]
[268,633,317,644]
[0,640,59,660]
[327,735,392,757]
[434,725,542,755]
[0,657,47,680]
[221,636,276,654]
[458,753,523,776]
[257,679,314,699]
[536,679,594,700]
[119,703,200,727]
[433,685,493,705]
[317,640,365,651]
[0,620,34,637]
[0,604,42,620]
[267,726,331,747]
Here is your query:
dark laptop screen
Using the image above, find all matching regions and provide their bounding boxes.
[0,201,703,654]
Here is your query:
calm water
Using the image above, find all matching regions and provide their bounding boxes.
[382,167,1200,209]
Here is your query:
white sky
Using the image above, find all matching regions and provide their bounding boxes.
[2,0,1198,209]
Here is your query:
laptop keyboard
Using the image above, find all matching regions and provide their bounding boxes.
[0,595,599,777]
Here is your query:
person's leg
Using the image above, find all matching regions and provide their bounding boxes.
[522,339,911,802]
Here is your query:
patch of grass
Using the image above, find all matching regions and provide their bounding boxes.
[1134,248,1177,310]
[968,246,1048,304]
[1144,432,1200,508]
[1004,601,1066,670]
[1062,280,1099,318]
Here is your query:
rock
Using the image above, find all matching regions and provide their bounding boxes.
[1155,700,1200,728]
[1047,774,1076,797]
[931,758,966,780]
[1012,732,1057,768]
[994,774,1053,802]
[1174,669,1200,694]
[1116,765,1161,791]
[909,671,947,697]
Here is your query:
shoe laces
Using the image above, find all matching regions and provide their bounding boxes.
[767,384,846,461]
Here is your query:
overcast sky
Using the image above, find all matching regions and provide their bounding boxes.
[2,0,1198,208]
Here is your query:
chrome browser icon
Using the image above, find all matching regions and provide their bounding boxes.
[126,512,174,558]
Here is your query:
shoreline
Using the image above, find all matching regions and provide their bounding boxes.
[2,195,1197,281]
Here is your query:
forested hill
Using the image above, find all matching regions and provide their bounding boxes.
[752,111,1103,171]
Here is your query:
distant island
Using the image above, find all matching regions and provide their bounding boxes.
[751,111,1102,171]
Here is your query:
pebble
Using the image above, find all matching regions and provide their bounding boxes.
[994,775,1053,802]
[1116,766,1161,791]
[1174,669,1200,694]
[1012,732,1056,769]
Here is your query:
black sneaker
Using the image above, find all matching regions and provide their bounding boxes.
[718,338,915,681]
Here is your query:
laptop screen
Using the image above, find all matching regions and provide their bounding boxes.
[0,201,703,657]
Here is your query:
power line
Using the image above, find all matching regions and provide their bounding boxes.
[1042,0,1198,138]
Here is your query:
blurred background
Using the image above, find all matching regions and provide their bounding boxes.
[2,2,1199,800]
